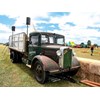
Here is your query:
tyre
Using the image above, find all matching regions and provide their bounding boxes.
[34,60,48,84]
[10,51,19,63]
[17,53,22,63]
[10,51,16,63]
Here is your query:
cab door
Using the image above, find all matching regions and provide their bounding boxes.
[28,34,41,61]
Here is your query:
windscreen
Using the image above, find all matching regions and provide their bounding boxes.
[56,37,64,45]
[41,34,65,45]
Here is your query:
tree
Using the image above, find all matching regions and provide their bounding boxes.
[94,44,98,48]
[80,42,85,48]
[87,40,91,48]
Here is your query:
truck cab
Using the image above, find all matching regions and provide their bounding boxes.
[27,32,80,83]
[9,31,80,84]
[28,32,65,63]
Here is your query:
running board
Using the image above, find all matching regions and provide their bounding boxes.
[26,64,31,68]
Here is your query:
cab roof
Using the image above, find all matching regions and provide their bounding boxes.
[29,31,64,37]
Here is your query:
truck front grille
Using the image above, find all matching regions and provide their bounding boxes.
[63,49,72,68]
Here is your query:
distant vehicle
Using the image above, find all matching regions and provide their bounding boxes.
[74,45,81,48]
[68,41,76,47]
[9,32,80,84]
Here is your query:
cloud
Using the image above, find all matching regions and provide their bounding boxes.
[0,22,12,42]
[0,0,100,18]
[14,17,26,27]
[44,12,100,45]
[0,1,100,45]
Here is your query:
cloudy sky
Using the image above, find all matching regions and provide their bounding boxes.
[0,0,100,45]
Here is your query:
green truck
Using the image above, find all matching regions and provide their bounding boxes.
[9,31,80,84]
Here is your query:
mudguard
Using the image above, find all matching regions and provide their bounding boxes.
[72,56,80,67]
[31,55,60,72]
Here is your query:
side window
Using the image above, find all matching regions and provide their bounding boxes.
[31,35,38,45]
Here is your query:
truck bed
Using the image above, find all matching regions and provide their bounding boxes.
[9,32,27,53]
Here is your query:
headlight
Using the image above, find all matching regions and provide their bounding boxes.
[56,50,62,56]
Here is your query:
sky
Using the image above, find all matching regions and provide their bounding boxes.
[0,0,100,45]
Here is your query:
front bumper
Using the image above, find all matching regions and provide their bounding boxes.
[49,66,80,75]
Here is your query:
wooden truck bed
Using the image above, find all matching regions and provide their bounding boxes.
[9,32,27,53]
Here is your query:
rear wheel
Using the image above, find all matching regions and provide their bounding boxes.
[10,51,16,63]
[10,51,19,63]
[34,61,48,84]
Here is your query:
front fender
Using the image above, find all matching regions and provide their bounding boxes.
[31,55,60,72]
[72,56,80,67]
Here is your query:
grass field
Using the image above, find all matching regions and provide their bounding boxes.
[1,44,98,87]
[73,47,100,60]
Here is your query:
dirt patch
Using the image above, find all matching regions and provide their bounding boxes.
[76,57,100,83]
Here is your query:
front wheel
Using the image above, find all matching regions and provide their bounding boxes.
[34,61,48,84]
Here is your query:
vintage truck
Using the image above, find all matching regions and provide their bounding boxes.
[9,31,80,84]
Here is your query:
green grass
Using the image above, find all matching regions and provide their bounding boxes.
[0,45,86,87]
